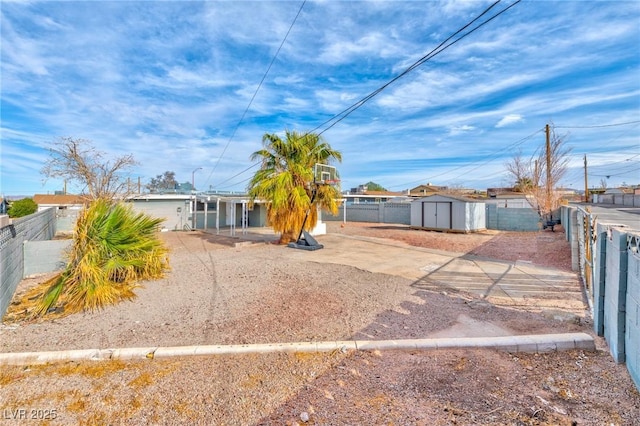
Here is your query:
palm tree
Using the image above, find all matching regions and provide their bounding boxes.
[36,198,169,316]
[248,130,342,244]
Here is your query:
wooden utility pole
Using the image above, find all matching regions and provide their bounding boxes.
[545,124,551,214]
[584,154,589,203]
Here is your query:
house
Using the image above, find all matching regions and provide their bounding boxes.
[127,192,270,233]
[32,194,89,212]
[409,183,448,197]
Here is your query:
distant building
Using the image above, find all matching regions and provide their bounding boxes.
[408,183,448,197]
[486,187,525,198]
[343,188,411,204]
[32,194,89,212]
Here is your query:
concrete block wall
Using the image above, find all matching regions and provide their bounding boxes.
[626,236,640,389]
[604,228,629,363]
[599,193,640,207]
[501,207,540,231]
[486,204,498,229]
[23,240,72,277]
[561,206,571,243]
[325,204,411,225]
[0,208,56,318]
[0,229,25,319]
[380,203,411,224]
[593,223,609,336]
[546,206,639,389]
[56,213,79,233]
[569,208,580,271]
[328,202,544,231]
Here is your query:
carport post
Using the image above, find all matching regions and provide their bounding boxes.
[343,199,346,224]
[216,198,220,235]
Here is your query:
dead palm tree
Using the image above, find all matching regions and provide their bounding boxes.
[36,198,169,316]
[248,130,342,244]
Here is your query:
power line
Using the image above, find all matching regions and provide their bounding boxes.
[204,0,306,189]
[214,162,260,190]
[555,120,640,129]
[216,0,522,188]
[388,127,543,190]
[312,0,522,137]
[589,167,640,178]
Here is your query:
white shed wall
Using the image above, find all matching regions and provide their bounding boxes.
[410,195,485,232]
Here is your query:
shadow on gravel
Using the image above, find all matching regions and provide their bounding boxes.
[350,289,585,341]
[192,229,280,247]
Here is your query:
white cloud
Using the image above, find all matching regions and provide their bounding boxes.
[495,114,524,128]
[448,125,476,136]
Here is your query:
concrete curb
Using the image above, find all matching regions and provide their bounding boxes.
[0,332,595,366]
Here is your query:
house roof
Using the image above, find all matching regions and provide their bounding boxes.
[349,190,406,197]
[33,194,90,206]
[414,193,484,203]
[409,184,448,195]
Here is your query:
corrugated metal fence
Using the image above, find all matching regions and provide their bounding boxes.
[0,209,56,317]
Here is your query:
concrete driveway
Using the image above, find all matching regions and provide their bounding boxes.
[283,232,587,316]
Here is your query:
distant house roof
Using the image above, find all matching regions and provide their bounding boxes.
[409,184,447,196]
[33,194,90,207]
[486,187,529,198]
[413,193,484,203]
[604,188,629,194]
[353,190,406,197]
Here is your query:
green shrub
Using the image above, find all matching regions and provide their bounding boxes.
[7,198,38,218]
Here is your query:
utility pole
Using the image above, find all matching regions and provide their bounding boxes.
[584,154,589,203]
[545,124,551,215]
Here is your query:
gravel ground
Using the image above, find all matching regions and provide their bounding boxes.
[1,222,638,425]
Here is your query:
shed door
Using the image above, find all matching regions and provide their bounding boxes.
[422,202,451,229]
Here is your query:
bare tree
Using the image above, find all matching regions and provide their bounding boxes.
[505,149,534,192]
[599,178,608,190]
[41,137,138,200]
[146,171,178,193]
[505,125,571,218]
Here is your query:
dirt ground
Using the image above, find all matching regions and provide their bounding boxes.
[1,222,638,425]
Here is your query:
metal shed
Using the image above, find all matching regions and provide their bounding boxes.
[410,194,486,233]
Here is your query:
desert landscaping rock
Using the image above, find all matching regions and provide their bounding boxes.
[1,222,638,425]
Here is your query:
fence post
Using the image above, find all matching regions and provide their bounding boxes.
[604,227,629,363]
[593,223,610,336]
[570,208,580,271]
[625,234,640,389]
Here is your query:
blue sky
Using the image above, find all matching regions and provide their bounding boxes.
[1,0,639,197]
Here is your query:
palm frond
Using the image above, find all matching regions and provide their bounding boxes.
[35,198,169,317]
